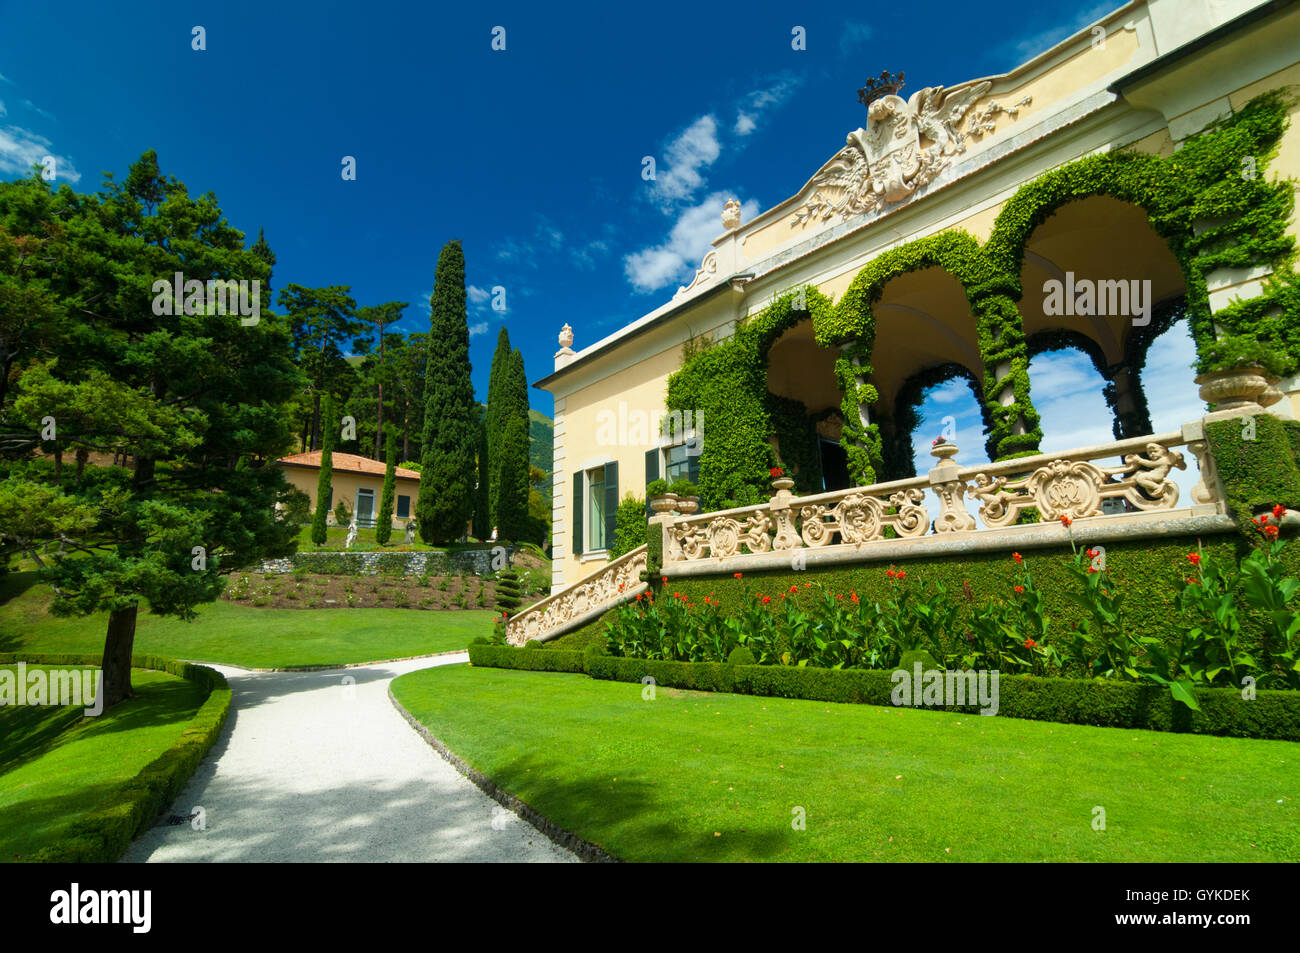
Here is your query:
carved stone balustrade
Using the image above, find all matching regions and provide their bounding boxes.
[505,545,647,646]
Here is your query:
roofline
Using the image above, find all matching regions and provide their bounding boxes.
[1109,0,1296,93]
[275,460,421,480]
[532,278,735,390]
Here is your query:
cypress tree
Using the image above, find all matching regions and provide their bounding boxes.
[416,240,477,544]
[496,415,530,542]
[311,394,337,546]
[485,327,512,524]
[474,412,490,539]
[376,427,397,546]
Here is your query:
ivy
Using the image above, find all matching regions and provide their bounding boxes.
[665,90,1298,498]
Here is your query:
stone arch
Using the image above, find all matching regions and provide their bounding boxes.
[882,362,984,480]
[823,230,1039,476]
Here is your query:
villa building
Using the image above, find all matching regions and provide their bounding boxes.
[532,0,1300,601]
[274,451,420,528]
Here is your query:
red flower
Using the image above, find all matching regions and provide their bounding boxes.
[1255,513,1270,525]
[896,571,906,580]
[761,595,771,604]
[850,591,859,604]
[1273,504,1287,520]
[1264,524,1280,539]
[733,572,743,579]
[1086,548,1098,559]
[1023,638,1037,649]
[803,582,811,589]
[1087,566,1098,574]
[1014,585,1024,594]
[886,568,896,578]
[769,467,784,477]
[618,583,625,591]
[661,576,668,583]
[1059,515,1072,528]
[1185,577,1198,586]
[1186,552,1201,567]
[1012,552,1023,564]
[635,592,643,601]
[789,585,798,594]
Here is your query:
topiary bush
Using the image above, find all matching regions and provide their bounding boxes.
[727,645,756,666]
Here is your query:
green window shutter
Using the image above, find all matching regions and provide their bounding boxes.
[644,448,659,518]
[604,461,618,552]
[572,471,583,555]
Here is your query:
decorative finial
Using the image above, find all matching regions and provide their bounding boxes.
[858,70,905,108]
[721,198,741,231]
[558,323,574,349]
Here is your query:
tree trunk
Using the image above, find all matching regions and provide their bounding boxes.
[376,381,384,459]
[403,401,410,460]
[75,447,88,480]
[53,446,62,481]
[102,604,138,707]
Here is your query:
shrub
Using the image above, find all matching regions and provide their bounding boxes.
[611,494,648,558]
[727,646,756,666]
[646,479,670,499]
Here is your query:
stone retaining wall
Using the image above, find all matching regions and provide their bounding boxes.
[259,548,510,577]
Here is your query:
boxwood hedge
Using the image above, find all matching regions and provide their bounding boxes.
[0,652,231,863]
[470,644,1300,740]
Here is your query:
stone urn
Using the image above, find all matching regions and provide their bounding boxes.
[649,494,678,514]
[1194,365,1276,411]
[771,476,795,493]
[676,496,700,515]
[930,441,959,462]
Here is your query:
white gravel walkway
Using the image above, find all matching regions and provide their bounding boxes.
[122,655,577,863]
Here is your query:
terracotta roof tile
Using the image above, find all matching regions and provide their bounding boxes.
[276,451,420,481]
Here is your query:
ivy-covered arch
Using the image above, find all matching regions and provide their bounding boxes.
[665,287,838,510]
[985,90,1299,377]
[882,362,985,480]
[820,229,1040,476]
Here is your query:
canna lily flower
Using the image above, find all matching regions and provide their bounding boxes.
[850,591,859,604]
[733,572,743,579]
[1264,524,1280,539]
[769,467,784,477]
[896,571,906,580]
[1014,585,1024,594]
[1273,504,1287,520]
[635,592,643,601]
[790,585,798,594]
[1059,515,1072,528]
[761,595,771,604]
[1024,638,1036,649]
[1186,552,1201,566]
[1012,552,1023,564]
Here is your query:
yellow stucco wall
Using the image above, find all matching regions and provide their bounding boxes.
[545,6,1300,593]
[277,465,422,528]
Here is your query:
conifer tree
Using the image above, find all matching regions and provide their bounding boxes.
[415,241,477,544]
[311,394,337,546]
[376,427,397,545]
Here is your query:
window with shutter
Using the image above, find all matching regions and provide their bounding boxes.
[572,471,583,554]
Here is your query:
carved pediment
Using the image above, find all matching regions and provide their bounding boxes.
[793,78,1031,227]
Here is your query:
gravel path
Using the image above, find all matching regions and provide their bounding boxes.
[123,655,577,863]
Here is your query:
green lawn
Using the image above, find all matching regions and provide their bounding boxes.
[391,665,1300,862]
[0,666,205,861]
[0,573,490,669]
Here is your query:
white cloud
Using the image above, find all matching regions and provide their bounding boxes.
[467,284,490,309]
[0,125,80,183]
[22,100,54,121]
[624,192,761,293]
[1011,1,1115,61]
[734,112,756,136]
[648,115,721,207]
[0,100,6,118]
[469,320,489,337]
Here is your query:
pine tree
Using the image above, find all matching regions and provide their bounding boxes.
[415,240,477,544]
[312,394,337,546]
[376,427,397,545]
[474,412,490,539]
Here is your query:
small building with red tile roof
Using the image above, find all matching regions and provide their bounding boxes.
[275,451,422,528]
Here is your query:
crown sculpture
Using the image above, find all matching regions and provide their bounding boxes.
[793,69,996,226]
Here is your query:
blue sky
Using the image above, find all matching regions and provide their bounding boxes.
[1,0,1195,453]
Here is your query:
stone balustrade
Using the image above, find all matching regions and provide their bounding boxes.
[505,545,648,646]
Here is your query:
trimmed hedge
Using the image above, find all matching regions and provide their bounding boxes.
[468,643,585,673]
[469,645,1300,741]
[0,652,231,863]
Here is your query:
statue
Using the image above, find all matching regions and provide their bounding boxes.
[344,518,358,549]
[721,198,741,230]
[405,519,416,545]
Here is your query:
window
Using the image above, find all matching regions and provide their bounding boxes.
[397,495,410,519]
[587,466,606,552]
[664,443,692,483]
